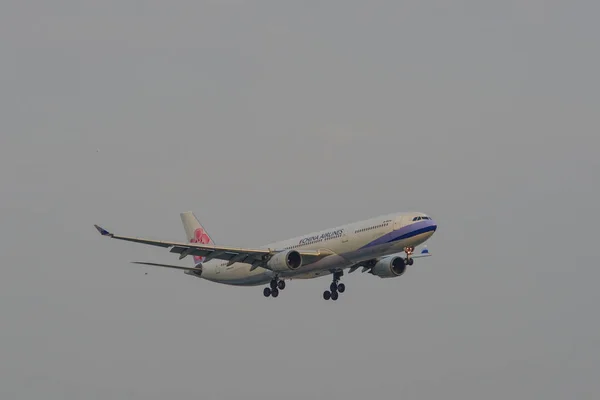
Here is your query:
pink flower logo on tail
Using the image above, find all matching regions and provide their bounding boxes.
[190,228,211,264]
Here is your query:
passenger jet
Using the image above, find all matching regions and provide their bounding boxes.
[94,211,437,301]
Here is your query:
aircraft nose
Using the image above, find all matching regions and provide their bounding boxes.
[427,219,438,235]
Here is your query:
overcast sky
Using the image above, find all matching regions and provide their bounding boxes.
[1,1,599,399]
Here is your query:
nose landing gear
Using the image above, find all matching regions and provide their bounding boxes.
[404,247,415,266]
[323,271,345,301]
[263,277,286,298]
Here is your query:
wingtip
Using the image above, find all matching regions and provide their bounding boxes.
[94,224,112,236]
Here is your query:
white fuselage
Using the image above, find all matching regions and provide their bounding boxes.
[188,211,437,286]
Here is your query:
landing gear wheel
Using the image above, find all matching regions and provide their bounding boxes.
[263,287,271,297]
[277,280,286,290]
[270,280,277,290]
[325,270,344,299]
[271,288,279,298]
[407,258,414,266]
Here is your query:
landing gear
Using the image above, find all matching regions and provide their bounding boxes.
[323,271,345,301]
[264,277,285,298]
[404,247,415,266]
[323,290,339,301]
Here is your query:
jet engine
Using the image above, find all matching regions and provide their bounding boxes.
[266,250,303,272]
[370,256,407,278]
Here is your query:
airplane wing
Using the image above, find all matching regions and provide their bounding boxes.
[94,224,332,271]
[410,247,431,258]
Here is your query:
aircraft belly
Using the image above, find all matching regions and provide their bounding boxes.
[202,262,272,286]
[287,270,334,279]
[282,254,353,279]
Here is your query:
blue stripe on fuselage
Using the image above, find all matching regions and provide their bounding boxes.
[359,220,437,250]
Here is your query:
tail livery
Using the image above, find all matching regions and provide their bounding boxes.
[180,211,215,266]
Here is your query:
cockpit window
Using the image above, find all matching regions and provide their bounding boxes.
[413,216,431,221]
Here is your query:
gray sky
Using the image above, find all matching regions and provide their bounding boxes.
[1,1,599,399]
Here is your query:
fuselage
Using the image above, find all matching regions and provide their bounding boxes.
[188,211,437,286]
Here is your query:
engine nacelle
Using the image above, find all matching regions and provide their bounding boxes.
[371,256,407,278]
[266,250,303,272]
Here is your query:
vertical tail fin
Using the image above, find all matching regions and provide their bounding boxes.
[180,211,215,266]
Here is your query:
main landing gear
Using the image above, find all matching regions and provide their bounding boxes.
[323,271,345,301]
[263,277,286,298]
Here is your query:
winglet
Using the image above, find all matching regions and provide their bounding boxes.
[94,224,113,237]
[421,247,429,255]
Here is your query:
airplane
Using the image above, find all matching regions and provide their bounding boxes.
[94,211,437,301]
